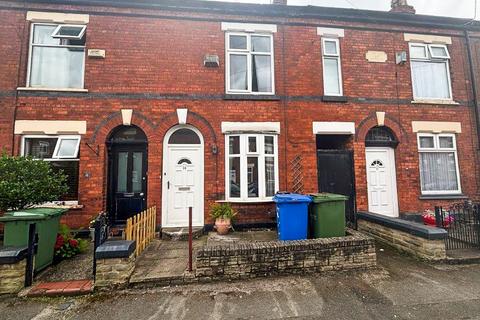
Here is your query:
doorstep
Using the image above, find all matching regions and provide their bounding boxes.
[27,279,93,297]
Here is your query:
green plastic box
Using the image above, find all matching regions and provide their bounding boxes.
[0,208,67,272]
[309,193,348,238]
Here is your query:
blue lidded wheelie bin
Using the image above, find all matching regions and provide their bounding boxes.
[273,193,312,241]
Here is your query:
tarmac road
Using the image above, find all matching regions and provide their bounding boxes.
[2,247,480,320]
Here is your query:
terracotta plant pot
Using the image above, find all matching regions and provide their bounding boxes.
[215,218,231,235]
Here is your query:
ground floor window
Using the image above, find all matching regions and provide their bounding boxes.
[417,133,461,194]
[22,135,80,201]
[225,134,278,201]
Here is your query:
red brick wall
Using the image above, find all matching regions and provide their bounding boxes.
[0,1,478,229]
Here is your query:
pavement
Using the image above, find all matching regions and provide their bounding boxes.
[3,245,480,319]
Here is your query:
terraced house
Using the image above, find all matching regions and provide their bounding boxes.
[1,0,479,232]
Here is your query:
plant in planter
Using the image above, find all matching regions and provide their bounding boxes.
[422,209,454,228]
[54,224,89,263]
[210,203,237,235]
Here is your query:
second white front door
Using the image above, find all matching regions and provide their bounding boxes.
[365,147,399,217]
[163,146,204,227]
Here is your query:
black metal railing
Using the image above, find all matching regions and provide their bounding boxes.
[435,203,480,250]
[92,213,109,280]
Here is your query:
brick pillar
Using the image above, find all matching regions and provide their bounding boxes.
[94,240,136,289]
[0,247,28,295]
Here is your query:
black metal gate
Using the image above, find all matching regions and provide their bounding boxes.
[435,203,480,250]
[316,150,356,228]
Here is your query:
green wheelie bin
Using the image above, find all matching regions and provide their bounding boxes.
[0,208,67,272]
[309,193,348,238]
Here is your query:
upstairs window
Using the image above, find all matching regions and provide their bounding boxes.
[409,43,452,100]
[417,133,461,194]
[22,135,81,201]
[322,38,343,96]
[28,23,86,89]
[226,33,274,94]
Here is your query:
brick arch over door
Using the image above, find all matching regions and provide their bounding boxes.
[156,111,217,145]
[356,113,408,144]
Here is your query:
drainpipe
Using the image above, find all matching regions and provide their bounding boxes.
[464,29,480,146]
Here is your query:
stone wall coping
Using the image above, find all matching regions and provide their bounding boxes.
[357,212,447,240]
[197,229,373,257]
[95,240,136,259]
[0,246,28,264]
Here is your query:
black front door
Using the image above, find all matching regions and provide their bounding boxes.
[108,145,147,224]
[317,150,356,227]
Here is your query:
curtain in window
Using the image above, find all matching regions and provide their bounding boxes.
[411,61,450,99]
[252,55,272,92]
[419,152,458,191]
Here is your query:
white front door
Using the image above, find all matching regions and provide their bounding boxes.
[365,147,399,217]
[163,145,204,227]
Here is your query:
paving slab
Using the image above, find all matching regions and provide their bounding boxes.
[27,280,93,297]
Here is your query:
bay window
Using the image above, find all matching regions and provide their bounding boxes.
[417,133,461,194]
[226,134,278,201]
[322,38,343,96]
[28,23,86,89]
[226,33,274,94]
[22,135,81,201]
[409,43,452,100]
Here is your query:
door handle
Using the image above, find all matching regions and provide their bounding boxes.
[167,181,170,189]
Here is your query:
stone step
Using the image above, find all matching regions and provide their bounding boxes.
[27,280,93,297]
[161,227,204,241]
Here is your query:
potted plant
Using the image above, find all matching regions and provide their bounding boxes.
[210,203,237,235]
[422,209,454,228]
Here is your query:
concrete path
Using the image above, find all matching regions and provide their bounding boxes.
[3,245,480,319]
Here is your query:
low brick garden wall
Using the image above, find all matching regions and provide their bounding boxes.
[195,229,376,281]
[357,212,447,260]
[0,247,28,295]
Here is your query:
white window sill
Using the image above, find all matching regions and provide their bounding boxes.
[17,87,88,93]
[216,199,274,204]
[34,201,83,210]
[411,99,459,105]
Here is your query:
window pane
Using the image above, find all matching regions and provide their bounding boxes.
[247,157,259,197]
[50,161,79,200]
[411,61,450,99]
[265,157,275,197]
[264,136,274,154]
[53,25,84,38]
[117,152,128,193]
[252,55,272,92]
[324,40,337,55]
[430,46,448,58]
[410,45,427,59]
[324,57,341,95]
[251,36,271,52]
[229,136,240,154]
[30,46,84,88]
[56,139,78,158]
[248,136,257,152]
[439,136,454,148]
[229,157,241,198]
[229,35,247,50]
[132,152,143,193]
[24,138,57,159]
[168,128,201,144]
[33,25,59,45]
[229,55,248,90]
[420,152,458,191]
[419,136,434,148]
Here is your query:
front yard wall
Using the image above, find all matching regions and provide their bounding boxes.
[0,260,26,295]
[195,230,376,280]
[0,1,479,228]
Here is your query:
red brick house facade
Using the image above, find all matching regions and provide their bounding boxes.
[0,0,479,230]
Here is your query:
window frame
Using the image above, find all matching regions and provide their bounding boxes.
[51,24,87,40]
[27,22,86,89]
[321,37,343,97]
[225,32,275,95]
[417,132,462,195]
[409,42,453,101]
[225,134,279,202]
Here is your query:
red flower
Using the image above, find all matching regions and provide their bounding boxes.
[69,239,78,247]
[54,234,64,250]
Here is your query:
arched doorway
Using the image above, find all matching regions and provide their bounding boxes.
[365,126,399,217]
[107,125,148,224]
[162,125,204,227]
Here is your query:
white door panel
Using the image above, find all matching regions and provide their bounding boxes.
[366,147,399,217]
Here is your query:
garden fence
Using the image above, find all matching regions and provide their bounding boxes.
[124,206,157,256]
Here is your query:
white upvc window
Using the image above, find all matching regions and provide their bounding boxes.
[22,135,81,200]
[322,37,343,96]
[225,32,275,94]
[409,43,452,100]
[27,23,86,89]
[417,133,461,195]
[225,134,279,201]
